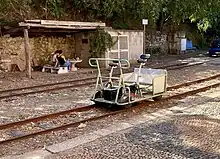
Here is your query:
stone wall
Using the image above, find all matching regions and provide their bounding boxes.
[0,36,75,71]
[145,31,168,55]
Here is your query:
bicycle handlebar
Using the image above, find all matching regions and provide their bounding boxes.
[89,58,130,69]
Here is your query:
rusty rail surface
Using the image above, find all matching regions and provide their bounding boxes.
[0,105,95,130]
[0,62,206,99]
[165,62,204,70]
[0,81,96,100]
[0,74,219,145]
[167,73,220,91]
[1,71,219,130]
[0,77,97,94]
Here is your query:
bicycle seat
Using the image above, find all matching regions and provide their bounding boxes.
[137,54,150,63]
[140,54,150,60]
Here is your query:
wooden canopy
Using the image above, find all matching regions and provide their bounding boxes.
[18,20,106,78]
[19,20,106,30]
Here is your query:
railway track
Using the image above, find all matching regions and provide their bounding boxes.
[0,77,97,100]
[0,61,205,99]
[0,73,219,145]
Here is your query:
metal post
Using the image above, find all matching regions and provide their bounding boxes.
[118,35,120,58]
[142,19,148,54]
[143,24,146,54]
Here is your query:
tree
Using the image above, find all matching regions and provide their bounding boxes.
[0,0,65,24]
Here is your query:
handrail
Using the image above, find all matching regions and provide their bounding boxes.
[89,58,130,69]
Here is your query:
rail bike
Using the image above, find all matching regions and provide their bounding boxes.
[89,54,167,106]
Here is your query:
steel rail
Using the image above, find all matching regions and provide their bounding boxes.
[165,62,204,70]
[0,77,96,94]
[167,73,220,90]
[1,81,220,145]
[0,81,96,100]
[1,73,219,130]
[154,62,189,69]
[0,73,219,130]
[0,105,96,130]
[0,61,205,100]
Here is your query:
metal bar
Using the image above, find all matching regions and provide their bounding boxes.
[167,74,220,90]
[101,77,120,80]
[143,25,146,54]
[0,81,96,100]
[1,81,220,145]
[0,60,213,100]
[109,67,114,84]
[0,77,96,94]
[0,105,95,130]
[115,74,123,104]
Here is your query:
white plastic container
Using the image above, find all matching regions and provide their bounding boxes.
[181,38,187,51]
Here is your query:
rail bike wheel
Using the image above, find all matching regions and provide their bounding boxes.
[152,95,162,101]
[94,91,102,99]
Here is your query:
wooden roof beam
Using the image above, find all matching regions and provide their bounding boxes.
[19,22,102,30]
[23,20,106,27]
[24,20,41,23]
[40,20,106,27]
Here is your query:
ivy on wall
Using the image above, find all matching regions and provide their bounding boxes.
[89,28,117,58]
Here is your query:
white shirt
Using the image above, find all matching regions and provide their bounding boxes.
[52,54,57,62]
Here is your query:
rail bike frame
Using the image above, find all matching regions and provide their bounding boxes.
[89,58,130,105]
[89,58,167,106]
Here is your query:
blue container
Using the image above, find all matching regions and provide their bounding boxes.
[186,40,193,49]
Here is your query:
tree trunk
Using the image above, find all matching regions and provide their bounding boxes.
[168,25,177,55]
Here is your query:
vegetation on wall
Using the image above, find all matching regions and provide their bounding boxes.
[89,28,117,58]
[0,0,217,28]
[1,0,220,47]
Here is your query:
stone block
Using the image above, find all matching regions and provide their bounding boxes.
[0,36,76,72]
[1,150,50,159]
[46,133,100,153]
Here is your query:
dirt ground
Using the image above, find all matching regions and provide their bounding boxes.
[1,52,220,158]
[1,82,220,158]
[0,52,220,125]
[0,52,205,90]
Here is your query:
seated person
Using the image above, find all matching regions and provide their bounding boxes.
[52,50,59,67]
[56,50,71,71]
